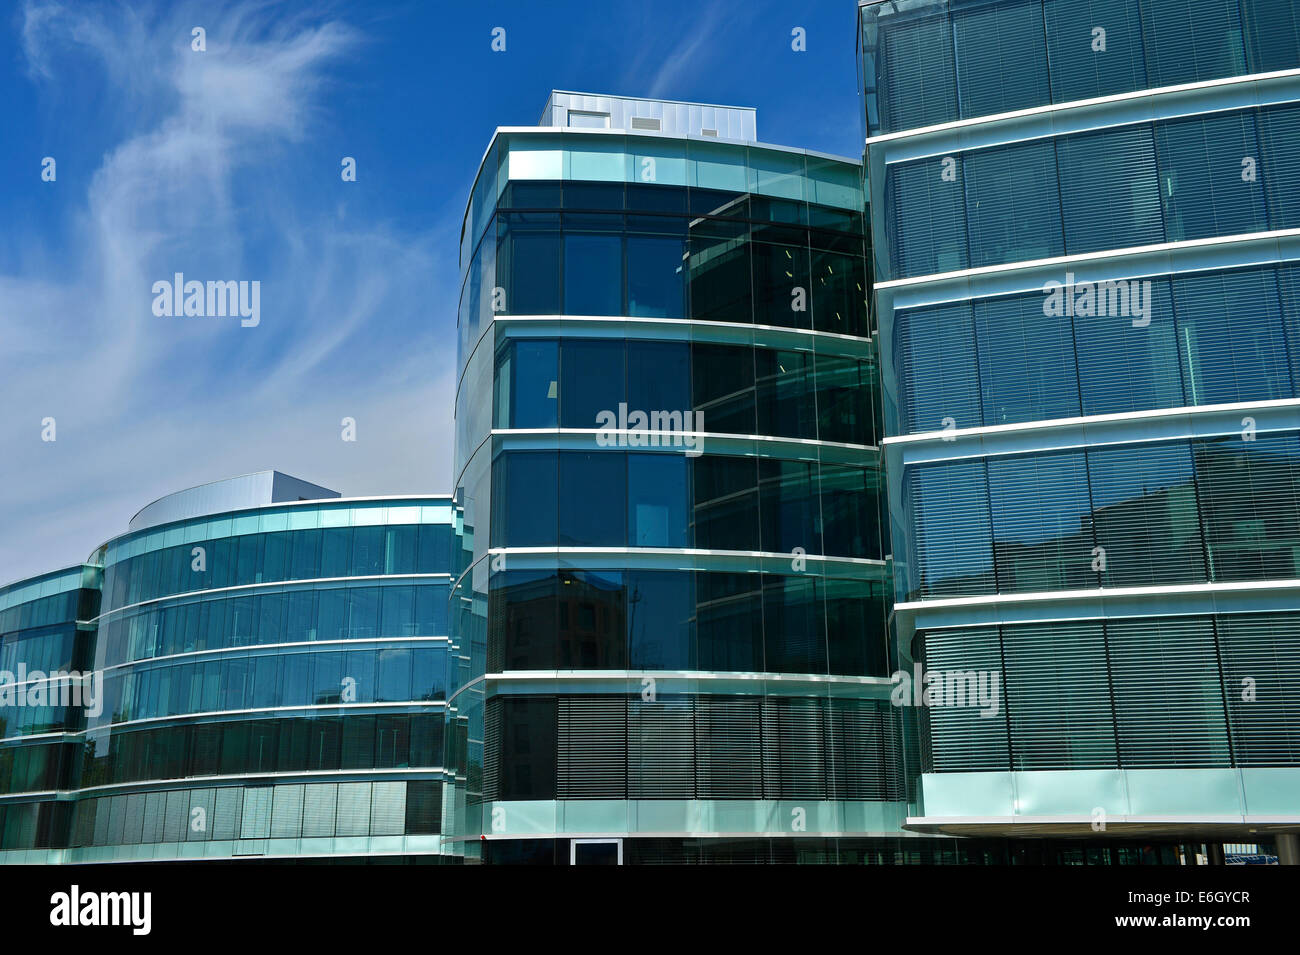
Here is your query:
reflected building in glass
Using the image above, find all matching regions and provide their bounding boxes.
[447,91,914,863]
[861,0,1300,861]
[0,472,457,862]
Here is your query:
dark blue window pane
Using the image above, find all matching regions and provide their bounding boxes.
[952,0,1051,118]
[762,575,827,675]
[628,453,689,548]
[1258,104,1300,230]
[1241,0,1300,72]
[380,585,415,637]
[751,242,811,328]
[974,292,1080,424]
[1057,124,1164,253]
[560,339,625,428]
[490,570,558,671]
[691,343,757,434]
[692,456,760,552]
[1044,0,1147,101]
[350,526,385,577]
[815,354,872,446]
[894,302,982,433]
[820,464,884,561]
[564,234,623,315]
[1173,269,1293,404]
[1087,441,1206,586]
[904,460,994,599]
[964,140,1063,267]
[755,348,817,439]
[509,340,559,428]
[758,459,821,556]
[627,571,694,670]
[1155,111,1268,242]
[377,648,412,702]
[696,572,764,671]
[558,570,625,668]
[1073,277,1184,415]
[492,451,557,547]
[1195,434,1300,582]
[559,451,626,547]
[414,582,447,636]
[628,340,690,417]
[886,157,969,278]
[687,232,752,324]
[627,236,685,317]
[987,451,1097,592]
[871,7,958,133]
[508,232,561,314]
[826,579,889,677]
[1139,0,1245,87]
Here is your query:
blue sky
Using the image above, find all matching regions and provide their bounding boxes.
[0,0,864,585]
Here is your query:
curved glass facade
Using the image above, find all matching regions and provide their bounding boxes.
[863,0,1300,841]
[448,119,908,861]
[0,484,456,863]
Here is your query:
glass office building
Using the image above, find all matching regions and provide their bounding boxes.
[0,472,457,862]
[447,91,918,864]
[860,0,1300,859]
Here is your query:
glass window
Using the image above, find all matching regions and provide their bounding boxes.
[1139,0,1245,87]
[756,348,817,439]
[507,231,561,315]
[952,0,1050,118]
[964,140,1063,267]
[987,450,1097,593]
[751,242,811,328]
[627,570,694,670]
[696,572,764,672]
[693,455,760,552]
[762,575,827,675]
[628,453,689,548]
[885,157,968,278]
[826,579,889,677]
[687,231,752,324]
[377,649,412,702]
[1173,268,1293,404]
[1088,440,1205,586]
[490,570,558,671]
[560,338,625,428]
[380,585,415,637]
[821,464,883,561]
[1156,111,1268,242]
[626,235,686,317]
[1057,124,1164,254]
[492,451,557,547]
[564,234,623,315]
[1044,0,1147,102]
[815,353,871,446]
[559,451,626,547]
[505,339,558,428]
[558,570,626,668]
[691,343,756,434]
[974,292,1080,425]
[628,340,690,417]
[759,459,821,556]
[904,459,995,599]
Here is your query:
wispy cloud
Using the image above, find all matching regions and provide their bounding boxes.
[0,1,458,585]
